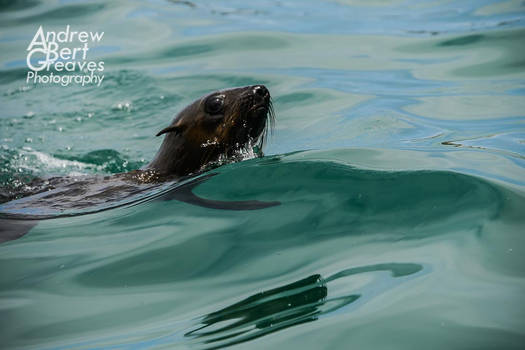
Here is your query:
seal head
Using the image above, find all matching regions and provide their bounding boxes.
[147,85,273,177]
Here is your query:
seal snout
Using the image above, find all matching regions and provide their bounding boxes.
[250,85,271,113]
[253,85,269,99]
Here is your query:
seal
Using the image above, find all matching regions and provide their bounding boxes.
[0,85,277,243]
[147,84,273,177]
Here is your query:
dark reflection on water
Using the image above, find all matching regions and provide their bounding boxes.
[0,0,40,12]
[438,34,486,47]
[185,263,422,349]
[186,274,330,349]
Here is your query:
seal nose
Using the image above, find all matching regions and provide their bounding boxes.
[253,85,269,98]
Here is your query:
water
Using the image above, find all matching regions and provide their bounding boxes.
[1,0,525,349]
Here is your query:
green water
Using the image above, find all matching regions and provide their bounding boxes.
[1,0,525,349]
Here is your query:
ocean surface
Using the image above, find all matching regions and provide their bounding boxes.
[1,0,525,349]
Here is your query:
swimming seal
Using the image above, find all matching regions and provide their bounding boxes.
[0,85,278,243]
[147,84,273,176]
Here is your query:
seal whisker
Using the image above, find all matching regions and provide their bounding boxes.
[268,98,275,135]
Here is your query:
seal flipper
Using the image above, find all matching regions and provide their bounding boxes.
[0,218,37,243]
[160,173,280,210]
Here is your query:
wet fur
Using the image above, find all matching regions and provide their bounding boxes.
[147,86,273,176]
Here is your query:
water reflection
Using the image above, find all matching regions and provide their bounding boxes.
[186,263,423,349]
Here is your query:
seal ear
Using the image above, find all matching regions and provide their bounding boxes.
[156,124,185,137]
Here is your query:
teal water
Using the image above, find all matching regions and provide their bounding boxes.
[1,0,525,349]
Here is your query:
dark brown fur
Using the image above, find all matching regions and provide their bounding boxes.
[147,85,273,177]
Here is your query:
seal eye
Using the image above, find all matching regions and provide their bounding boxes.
[205,96,224,115]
